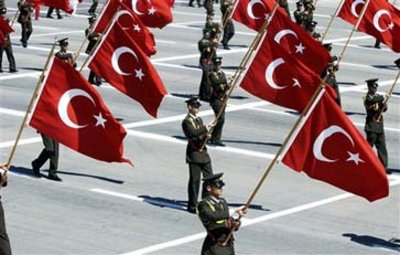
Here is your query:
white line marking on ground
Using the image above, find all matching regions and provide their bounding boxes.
[0,137,42,149]
[107,177,400,255]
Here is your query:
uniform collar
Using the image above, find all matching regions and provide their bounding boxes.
[188,113,197,120]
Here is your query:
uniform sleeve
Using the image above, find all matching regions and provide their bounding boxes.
[197,200,230,226]
[182,119,208,139]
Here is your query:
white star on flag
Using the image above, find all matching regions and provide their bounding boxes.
[148,7,156,15]
[295,43,305,54]
[133,24,141,32]
[93,113,107,128]
[135,69,145,81]
[346,151,364,165]
[292,78,301,87]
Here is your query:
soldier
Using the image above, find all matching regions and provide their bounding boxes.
[205,14,220,41]
[306,20,321,41]
[278,0,290,18]
[209,56,229,146]
[47,7,62,19]
[204,0,214,15]
[55,38,77,68]
[293,1,305,25]
[88,0,98,15]
[321,43,340,107]
[189,0,203,7]
[198,39,215,102]
[182,97,214,213]
[197,172,247,255]
[302,1,315,28]
[220,0,235,50]
[17,0,33,48]
[0,7,17,73]
[85,17,102,85]
[0,164,11,255]
[363,78,390,174]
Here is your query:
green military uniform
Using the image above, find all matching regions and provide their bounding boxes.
[293,2,304,25]
[55,38,76,68]
[0,9,17,73]
[220,0,235,50]
[363,79,389,172]
[278,0,291,18]
[199,56,215,102]
[17,0,33,48]
[204,0,214,15]
[197,173,237,255]
[31,133,61,181]
[85,17,102,85]
[205,18,220,40]
[182,97,213,213]
[209,57,229,146]
[88,0,99,15]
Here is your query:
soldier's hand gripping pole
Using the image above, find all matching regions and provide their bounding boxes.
[375,58,400,122]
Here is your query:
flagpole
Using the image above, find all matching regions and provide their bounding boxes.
[3,39,58,171]
[321,0,345,42]
[337,0,371,62]
[375,63,400,122]
[73,0,108,63]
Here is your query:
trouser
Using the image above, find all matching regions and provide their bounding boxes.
[33,134,59,175]
[21,21,32,43]
[0,200,11,255]
[47,7,61,16]
[222,21,235,46]
[210,100,225,142]
[88,0,98,14]
[366,131,388,169]
[189,0,201,6]
[187,162,213,210]
[374,39,381,48]
[88,71,102,85]
[0,44,16,72]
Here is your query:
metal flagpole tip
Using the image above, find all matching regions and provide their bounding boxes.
[394,58,400,68]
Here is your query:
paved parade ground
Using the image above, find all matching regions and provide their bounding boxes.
[0,0,399,254]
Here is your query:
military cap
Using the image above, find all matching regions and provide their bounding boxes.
[203,173,225,188]
[366,78,379,88]
[185,96,201,107]
[212,56,222,65]
[58,38,69,46]
[394,58,400,68]
[0,7,6,14]
[295,1,303,6]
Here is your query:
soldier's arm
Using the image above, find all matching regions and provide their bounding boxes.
[197,200,230,225]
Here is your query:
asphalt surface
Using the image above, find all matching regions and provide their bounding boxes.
[0,0,399,254]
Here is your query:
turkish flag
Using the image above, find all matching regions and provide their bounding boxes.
[338,0,400,52]
[239,33,335,112]
[267,11,331,74]
[122,0,173,28]
[93,1,156,56]
[0,16,13,34]
[281,90,389,202]
[29,57,132,165]
[42,0,74,14]
[231,0,287,31]
[88,20,167,118]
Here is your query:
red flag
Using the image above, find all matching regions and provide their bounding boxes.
[29,57,132,165]
[338,0,400,52]
[42,0,74,14]
[122,0,173,28]
[0,16,14,34]
[281,90,389,202]
[267,11,331,74]
[93,1,156,56]
[88,20,167,118]
[239,33,335,112]
[231,0,287,31]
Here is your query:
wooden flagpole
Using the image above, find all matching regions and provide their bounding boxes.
[321,0,346,42]
[201,2,281,150]
[375,65,400,122]
[2,39,58,171]
[221,0,373,245]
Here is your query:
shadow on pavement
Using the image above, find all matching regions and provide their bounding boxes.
[343,233,400,252]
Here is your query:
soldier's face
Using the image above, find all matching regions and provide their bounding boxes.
[188,105,200,115]
[208,186,223,198]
